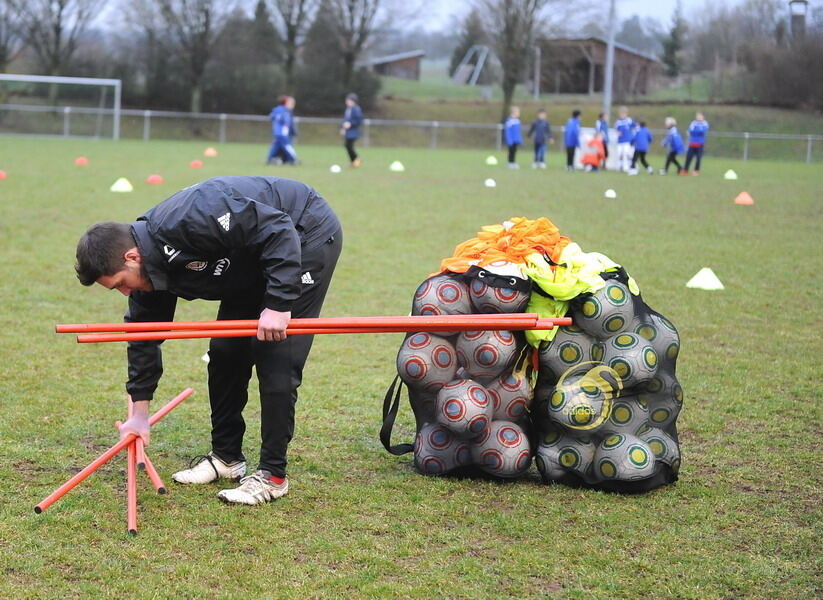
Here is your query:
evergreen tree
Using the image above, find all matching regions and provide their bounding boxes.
[295,0,379,114]
[661,1,687,77]
[251,0,282,65]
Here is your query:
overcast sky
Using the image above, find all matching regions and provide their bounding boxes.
[420,0,769,30]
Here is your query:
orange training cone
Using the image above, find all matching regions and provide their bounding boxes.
[204,147,218,157]
[146,174,164,185]
[734,191,755,205]
[0,170,6,180]
[75,156,89,166]
[189,159,203,169]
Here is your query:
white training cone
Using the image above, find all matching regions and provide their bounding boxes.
[201,352,210,364]
[110,177,133,193]
[686,267,725,290]
[724,169,738,180]
[389,160,405,172]
[604,188,617,199]
[485,155,499,166]
[329,164,342,173]
[484,178,497,188]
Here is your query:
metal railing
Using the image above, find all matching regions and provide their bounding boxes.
[1,103,820,163]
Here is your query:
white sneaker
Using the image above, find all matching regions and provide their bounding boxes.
[507,162,520,169]
[647,166,654,174]
[217,471,289,505]
[531,162,538,169]
[172,452,246,484]
[539,162,547,169]
[658,169,667,175]
[627,168,638,176]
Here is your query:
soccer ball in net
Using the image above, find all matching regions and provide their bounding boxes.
[572,280,636,339]
[413,423,472,475]
[397,333,458,393]
[487,371,533,422]
[594,433,656,481]
[435,378,493,438]
[538,324,598,384]
[471,421,532,478]
[456,329,520,381]
[412,274,472,318]
[599,332,659,390]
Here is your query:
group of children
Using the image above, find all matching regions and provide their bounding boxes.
[503,105,710,175]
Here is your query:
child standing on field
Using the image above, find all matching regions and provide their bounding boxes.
[628,121,654,175]
[504,106,523,169]
[614,106,636,172]
[527,109,553,169]
[684,112,710,175]
[660,117,685,175]
[564,109,581,171]
[340,93,363,167]
[581,132,606,172]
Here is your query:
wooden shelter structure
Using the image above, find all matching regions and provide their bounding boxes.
[356,50,426,81]
[539,37,661,96]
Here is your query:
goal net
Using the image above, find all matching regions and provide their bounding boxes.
[0,74,122,140]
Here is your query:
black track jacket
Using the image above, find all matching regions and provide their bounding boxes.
[125,176,340,401]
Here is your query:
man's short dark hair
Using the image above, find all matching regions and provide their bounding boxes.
[572,110,581,118]
[75,222,135,286]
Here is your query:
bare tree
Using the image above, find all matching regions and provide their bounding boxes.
[268,0,316,91]
[10,0,107,76]
[155,0,232,113]
[326,0,382,88]
[478,0,548,121]
[0,2,25,73]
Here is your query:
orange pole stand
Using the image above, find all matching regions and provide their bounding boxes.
[34,388,193,514]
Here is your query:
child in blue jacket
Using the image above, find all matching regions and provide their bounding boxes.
[684,112,710,174]
[266,96,299,165]
[629,121,654,174]
[564,110,582,171]
[504,106,523,169]
[660,117,685,174]
[527,109,553,169]
[340,93,363,167]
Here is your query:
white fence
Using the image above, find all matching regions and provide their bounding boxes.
[1,103,821,163]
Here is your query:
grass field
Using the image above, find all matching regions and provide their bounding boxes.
[0,138,820,599]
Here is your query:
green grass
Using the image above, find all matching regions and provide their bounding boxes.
[0,138,820,599]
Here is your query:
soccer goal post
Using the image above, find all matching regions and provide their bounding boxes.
[0,74,122,140]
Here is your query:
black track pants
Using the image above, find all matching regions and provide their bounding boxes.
[631,150,650,169]
[664,152,682,173]
[345,138,358,162]
[507,144,518,163]
[566,146,576,168]
[684,146,704,171]
[207,231,342,477]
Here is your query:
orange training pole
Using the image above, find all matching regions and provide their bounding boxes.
[126,439,138,535]
[135,438,147,470]
[34,388,194,514]
[124,401,146,470]
[76,323,556,344]
[141,452,167,495]
[56,313,540,334]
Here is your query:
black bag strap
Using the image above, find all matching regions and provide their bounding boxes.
[380,374,414,455]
